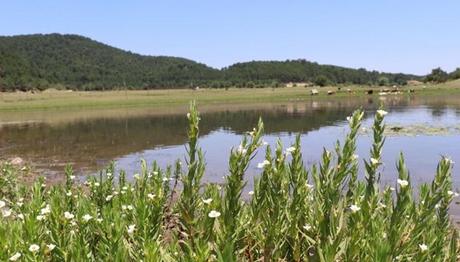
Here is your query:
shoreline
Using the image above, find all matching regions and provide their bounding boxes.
[1,81,460,112]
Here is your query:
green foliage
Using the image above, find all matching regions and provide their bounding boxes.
[449,68,460,80]
[0,104,459,261]
[0,34,219,91]
[0,34,421,91]
[224,60,418,87]
[425,67,449,83]
[378,76,390,86]
[314,75,330,87]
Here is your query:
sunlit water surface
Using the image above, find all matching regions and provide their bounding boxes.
[1,94,460,216]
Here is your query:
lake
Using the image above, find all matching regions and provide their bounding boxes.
[1,94,459,201]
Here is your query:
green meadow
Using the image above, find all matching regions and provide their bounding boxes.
[1,80,460,112]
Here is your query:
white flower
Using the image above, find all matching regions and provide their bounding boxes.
[370,158,380,165]
[17,202,23,207]
[237,145,247,155]
[186,113,191,119]
[70,175,76,180]
[346,116,352,123]
[29,244,40,253]
[208,210,221,218]
[2,209,12,218]
[162,177,169,182]
[202,198,213,204]
[257,160,270,169]
[134,173,140,180]
[397,179,409,188]
[96,218,103,223]
[40,204,51,215]
[122,186,128,191]
[64,211,74,220]
[105,195,113,202]
[66,191,72,196]
[303,224,312,230]
[349,204,361,213]
[9,252,21,261]
[153,171,159,175]
[47,244,56,251]
[127,224,136,235]
[94,182,100,187]
[106,173,112,178]
[435,203,440,209]
[351,154,359,160]
[0,200,6,209]
[36,215,45,221]
[147,193,155,200]
[82,214,93,222]
[122,205,133,211]
[17,213,24,220]
[448,191,454,196]
[285,147,296,154]
[390,187,396,191]
[377,110,388,117]
[419,243,428,252]
[248,191,255,196]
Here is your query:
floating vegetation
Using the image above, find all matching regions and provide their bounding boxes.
[360,124,460,136]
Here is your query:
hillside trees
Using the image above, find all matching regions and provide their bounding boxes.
[425,68,449,83]
[0,34,423,91]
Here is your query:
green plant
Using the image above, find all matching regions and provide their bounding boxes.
[0,103,458,261]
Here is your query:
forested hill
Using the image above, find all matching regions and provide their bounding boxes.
[0,34,220,90]
[223,61,418,88]
[0,34,420,91]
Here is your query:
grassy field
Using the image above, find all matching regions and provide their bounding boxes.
[1,81,460,112]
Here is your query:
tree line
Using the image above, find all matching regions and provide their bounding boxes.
[0,34,453,91]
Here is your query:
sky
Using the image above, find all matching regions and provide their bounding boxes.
[1,1,459,75]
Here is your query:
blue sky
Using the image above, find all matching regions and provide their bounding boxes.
[1,1,459,75]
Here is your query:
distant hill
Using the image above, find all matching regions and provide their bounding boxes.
[0,34,219,90]
[223,60,419,88]
[0,34,422,91]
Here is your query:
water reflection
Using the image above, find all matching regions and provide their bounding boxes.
[0,94,459,179]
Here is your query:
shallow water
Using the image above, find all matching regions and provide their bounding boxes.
[1,94,459,192]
